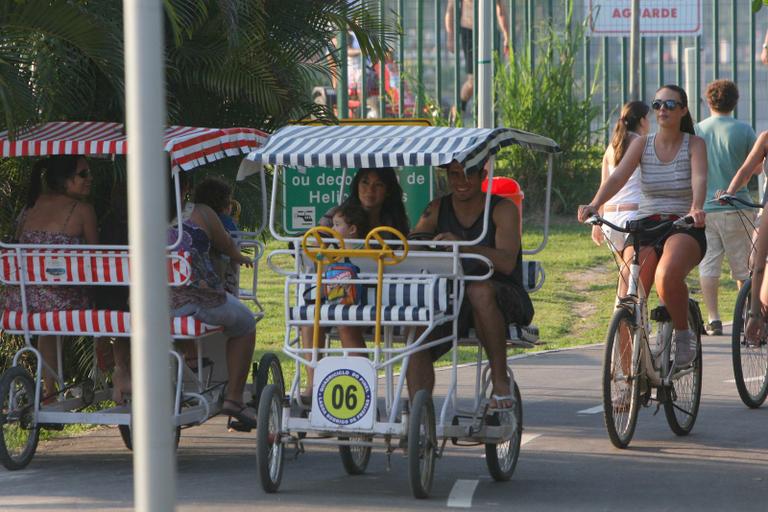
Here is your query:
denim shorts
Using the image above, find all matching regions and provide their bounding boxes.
[173,293,256,338]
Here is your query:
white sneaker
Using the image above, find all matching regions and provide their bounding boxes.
[673,329,697,367]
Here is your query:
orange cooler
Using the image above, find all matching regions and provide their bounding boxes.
[481,177,524,234]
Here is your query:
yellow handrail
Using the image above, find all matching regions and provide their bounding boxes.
[300,226,409,348]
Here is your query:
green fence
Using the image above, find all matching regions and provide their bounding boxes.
[334,0,768,140]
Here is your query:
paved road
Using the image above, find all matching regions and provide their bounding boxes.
[3,331,768,511]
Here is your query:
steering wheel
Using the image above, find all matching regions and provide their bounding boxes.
[301,226,345,264]
[364,226,408,265]
[407,231,435,241]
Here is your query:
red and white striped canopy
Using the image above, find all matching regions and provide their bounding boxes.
[0,121,269,171]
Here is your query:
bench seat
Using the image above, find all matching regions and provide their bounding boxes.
[0,309,222,338]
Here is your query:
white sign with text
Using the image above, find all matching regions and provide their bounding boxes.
[586,1,702,37]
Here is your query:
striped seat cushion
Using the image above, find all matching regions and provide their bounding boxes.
[301,279,450,309]
[289,304,432,323]
[0,249,191,286]
[0,310,222,338]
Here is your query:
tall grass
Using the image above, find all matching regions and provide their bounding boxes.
[494,0,603,213]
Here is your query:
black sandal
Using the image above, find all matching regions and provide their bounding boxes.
[221,399,258,428]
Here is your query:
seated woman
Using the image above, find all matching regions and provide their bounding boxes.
[0,156,97,399]
[168,173,258,426]
[301,167,410,399]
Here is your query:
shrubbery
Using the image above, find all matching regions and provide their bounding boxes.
[494,1,604,214]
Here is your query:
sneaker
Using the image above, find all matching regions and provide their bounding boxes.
[706,320,723,336]
[673,329,698,367]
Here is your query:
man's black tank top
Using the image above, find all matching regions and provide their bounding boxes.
[436,194,524,287]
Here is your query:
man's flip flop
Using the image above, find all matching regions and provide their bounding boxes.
[489,394,515,411]
[222,399,258,429]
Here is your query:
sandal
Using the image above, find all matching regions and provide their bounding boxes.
[221,399,258,429]
[489,394,515,411]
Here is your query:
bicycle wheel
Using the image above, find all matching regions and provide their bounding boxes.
[254,353,285,411]
[731,279,768,408]
[484,381,522,481]
[256,384,284,493]
[0,367,40,470]
[664,300,703,435]
[407,389,437,499]
[602,307,640,449]
[338,434,372,475]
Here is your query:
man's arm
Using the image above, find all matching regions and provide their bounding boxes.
[411,197,440,235]
[460,200,520,275]
[495,0,510,50]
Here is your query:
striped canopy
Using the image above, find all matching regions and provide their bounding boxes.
[0,121,269,171]
[241,125,560,178]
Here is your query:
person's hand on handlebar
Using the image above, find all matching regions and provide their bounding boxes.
[686,207,706,228]
[577,204,599,223]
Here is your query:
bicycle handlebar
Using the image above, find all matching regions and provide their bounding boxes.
[710,194,763,210]
[585,214,694,234]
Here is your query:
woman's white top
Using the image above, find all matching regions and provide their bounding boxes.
[638,133,692,218]
[605,135,642,206]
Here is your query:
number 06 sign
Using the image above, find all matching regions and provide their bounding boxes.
[311,357,376,430]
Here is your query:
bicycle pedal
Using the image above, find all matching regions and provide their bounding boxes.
[650,306,671,322]
[40,422,65,431]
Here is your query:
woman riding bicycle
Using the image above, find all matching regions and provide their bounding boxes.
[578,84,708,367]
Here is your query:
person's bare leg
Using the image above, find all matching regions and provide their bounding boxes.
[465,282,511,408]
[338,326,366,356]
[700,275,720,323]
[224,330,256,405]
[405,349,435,400]
[460,74,474,110]
[655,235,701,330]
[112,339,131,403]
[37,335,58,398]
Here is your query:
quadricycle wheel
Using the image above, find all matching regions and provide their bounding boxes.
[252,352,285,411]
[257,383,284,493]
[663,300,703,435]
[731,279,768,408]
[602,308,640,449]
[407,389,437,499]
[484,381,522,481]
[0,366,40,470]
[338,434,372,475]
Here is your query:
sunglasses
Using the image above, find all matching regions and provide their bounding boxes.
[651,99,684,111]
[76,169,92,179]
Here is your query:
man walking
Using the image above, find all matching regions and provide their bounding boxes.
[696,80,757,335]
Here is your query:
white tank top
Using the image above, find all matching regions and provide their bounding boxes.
[638,133,692,217]
[605,135,642,206]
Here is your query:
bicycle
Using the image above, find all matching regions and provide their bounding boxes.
[586,214,704,449]
[714,194,768,408]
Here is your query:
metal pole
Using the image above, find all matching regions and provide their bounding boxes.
[435,0,442,106]
[695,35,701,121]
[684,47,696,119]
[338,31,349,118]
[603,36,609,145]
[640,38,646,100]
[473,0,479,126]
[713,0,719,79]
[453,0,461,116]
[123,1,175,511]
[657,36,664,86]
[379,0,386,118]
[509,0,515,56]
[629,0,640,100]
[526,0,534,72]
[751,7,756,130]
[732,0,738,118]
[583,34,590,102]
[621,37,628,103]
[676,36,682,85]
[416,0,424,116]
[478,0,493,128]
[398,0,405,117]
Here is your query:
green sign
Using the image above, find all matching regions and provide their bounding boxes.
[282,167,432,234]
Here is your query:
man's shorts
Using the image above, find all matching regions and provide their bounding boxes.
[699,210,754,280]
[429,279,534,361]
[625,216,707,262]
[460,28,473,74]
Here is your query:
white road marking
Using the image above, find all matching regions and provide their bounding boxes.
[724,376,764,384]
[447,479,479,508]
[521,433,541,446]
[578,405,603,414]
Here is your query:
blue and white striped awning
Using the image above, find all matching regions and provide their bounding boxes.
[239,125,559,179]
